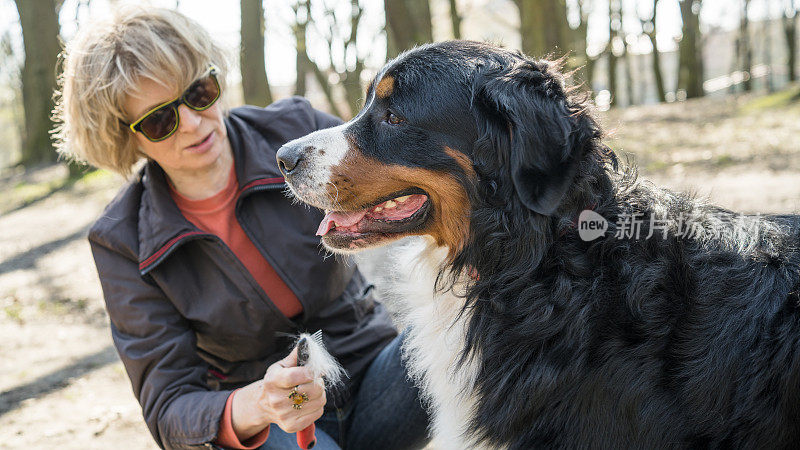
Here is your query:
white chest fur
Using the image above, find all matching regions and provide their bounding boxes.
[391,238,497,450]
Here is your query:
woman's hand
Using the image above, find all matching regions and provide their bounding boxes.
[231,347,327,440]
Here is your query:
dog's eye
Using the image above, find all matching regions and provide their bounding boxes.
[385,112,405,125]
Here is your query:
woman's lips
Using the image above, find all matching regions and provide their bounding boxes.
[185,131,215,153]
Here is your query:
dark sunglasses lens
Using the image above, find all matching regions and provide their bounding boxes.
[140,106,177,141]
[184,75,219,110]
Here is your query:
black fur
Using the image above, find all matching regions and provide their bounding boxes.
[306,41,800,447]
[429,41,800,448]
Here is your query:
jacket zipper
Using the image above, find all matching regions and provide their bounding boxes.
[204,230,298,331]
[234,182,312,319]
[141,226,298,330]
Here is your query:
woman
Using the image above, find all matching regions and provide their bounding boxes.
[53,7,429,450]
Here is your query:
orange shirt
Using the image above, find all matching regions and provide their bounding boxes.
[169,165,303,318]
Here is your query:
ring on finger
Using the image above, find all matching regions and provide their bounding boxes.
[288,386,309,410]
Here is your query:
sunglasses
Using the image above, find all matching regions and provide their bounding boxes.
[125,66,221,142]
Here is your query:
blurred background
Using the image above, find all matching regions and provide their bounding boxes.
[0,0,798,448]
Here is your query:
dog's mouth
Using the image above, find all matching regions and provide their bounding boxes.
[316,188,431,250]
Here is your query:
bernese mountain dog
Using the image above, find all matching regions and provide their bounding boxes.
[276,41,800,449]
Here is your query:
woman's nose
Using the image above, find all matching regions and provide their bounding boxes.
[177,104,202,132]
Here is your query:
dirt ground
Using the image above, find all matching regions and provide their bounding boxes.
[1,90,798,449]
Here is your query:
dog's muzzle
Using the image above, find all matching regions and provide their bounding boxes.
[276,140,307,179]
[276,125,351,210]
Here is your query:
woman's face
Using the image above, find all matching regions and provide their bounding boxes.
[124,77,229,175]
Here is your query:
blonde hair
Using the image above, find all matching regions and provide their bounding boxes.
[52,6,230,177]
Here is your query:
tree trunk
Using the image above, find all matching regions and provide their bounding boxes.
[514,0,571,58]
[14,0,61,166]
[608,53,617,109]
[573,0,592,88]
[764,9,774,92]
[296,0,368,119]
[731,30,742,94]
[739,0,752,92]
[293,0,310,96]
[608,0,620,107]
[624,46,635,106]
[310,63,347,120]
[291,0,341,115]
[649,36,667,102]
[641,0,666,102]
[240,0,273,106]
[783,1,798,83]
[620,2,635,106]
[341,0,365,116]
[384,0,433,59]
[585,55,597,92]
[341,69,364,118]
[516,0,544,57]
[448,0,462,39]
[553,0,571,57]
[678,0,704,98]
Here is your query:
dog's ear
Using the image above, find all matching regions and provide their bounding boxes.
[472,58,582,216]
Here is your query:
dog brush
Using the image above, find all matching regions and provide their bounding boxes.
[295,330,345,449]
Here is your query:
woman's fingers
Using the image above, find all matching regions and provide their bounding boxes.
[276,346,298,368]
[287,405,325,432]
[294,380,325,402]
[264,350,314,389]
[270,393,326,433]
[272,366,314,389]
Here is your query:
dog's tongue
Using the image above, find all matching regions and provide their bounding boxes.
[317,210,368,236]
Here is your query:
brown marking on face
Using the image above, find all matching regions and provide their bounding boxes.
[326,145,471,257]
[444,146,476,180]
[375,75,395,99]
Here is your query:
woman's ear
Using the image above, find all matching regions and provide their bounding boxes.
[472,58,582,216]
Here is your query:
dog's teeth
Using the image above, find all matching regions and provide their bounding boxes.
[374,206,384,212]
[384,200,397,209]
[395,195,410,203]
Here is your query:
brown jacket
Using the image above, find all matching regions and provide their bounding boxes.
[89,98,397,449]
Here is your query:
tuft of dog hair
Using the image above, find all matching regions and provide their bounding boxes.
[294,332,346,389]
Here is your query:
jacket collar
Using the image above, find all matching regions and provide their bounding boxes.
[226,109,285,189]
[137,111,286,274]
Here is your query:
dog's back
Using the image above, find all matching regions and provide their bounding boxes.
[476,181,800,449]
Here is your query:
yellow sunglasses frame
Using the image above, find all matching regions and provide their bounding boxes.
[125,66,220,142]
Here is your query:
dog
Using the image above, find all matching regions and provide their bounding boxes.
[276,41,800,448]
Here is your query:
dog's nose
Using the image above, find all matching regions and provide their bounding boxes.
[276,143,305,176]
